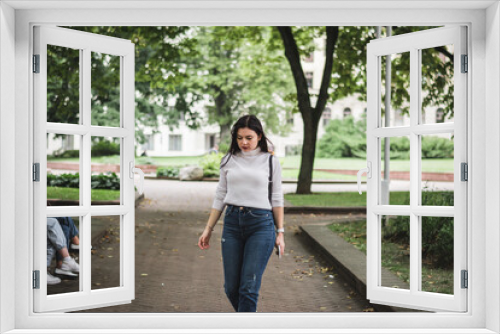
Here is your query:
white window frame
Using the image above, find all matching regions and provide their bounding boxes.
[33,25,136,313]
[1,2,498,333]
[366,26,467,312]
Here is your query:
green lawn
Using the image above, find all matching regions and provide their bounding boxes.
[48,155,204,166]
[47,187,120,201]
[281,169,357,181]
[48,155,454,173]
[329,220,453,294]
[279,156,453,173]
[284,191,411,207]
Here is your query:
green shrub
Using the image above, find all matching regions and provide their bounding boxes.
[47,172,120,190]
[199,152,224,177]
[91,139,120,157]
[47,173,80,188]
[317,117,454,159]
[52,149,80,158]
[317,117,367,159]
[156,166,180,178]
[383,190,454,269]
[90,173,120,190]
[422,136,454,158]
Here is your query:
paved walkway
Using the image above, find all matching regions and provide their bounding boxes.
[67,179,373,313]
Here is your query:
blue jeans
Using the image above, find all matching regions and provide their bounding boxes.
[55,217,79,262]
[47,218,67,267]
[221,205,275,312]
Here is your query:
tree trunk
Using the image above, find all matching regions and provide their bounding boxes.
[277,26,338,194]
[219,123,231,146]
[296,114,319,194]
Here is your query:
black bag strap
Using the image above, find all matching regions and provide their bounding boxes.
[268,154,273,206]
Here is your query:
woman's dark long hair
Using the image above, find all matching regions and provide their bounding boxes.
[220,115,273,168]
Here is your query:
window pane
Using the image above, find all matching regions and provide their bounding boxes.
[421,216,454,295]
[92,216,121,290]
[421,133,454,206]
[47,45,80,124]
[91,52,121,127]
[91,137,121,205]
[380,52,410,127]
[47,134,81,205]
[421,45,454,125]
[380,136,410,205]
[47,216,81,294]
[169,135,182,151]
[381,215,410,290]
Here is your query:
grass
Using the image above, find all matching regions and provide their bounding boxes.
[284,191,411,207]
[281,169,357,181]
[48,155,454,173]
[328,220,453,295]
[47,155,204,166]
[47,187,120,201]
[280,156,453,173]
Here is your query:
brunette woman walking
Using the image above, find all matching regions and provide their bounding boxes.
[198,114,285,312]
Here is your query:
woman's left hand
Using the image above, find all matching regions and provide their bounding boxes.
[275,232,285,256]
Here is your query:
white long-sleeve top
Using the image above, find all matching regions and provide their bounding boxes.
[212,147,284,211]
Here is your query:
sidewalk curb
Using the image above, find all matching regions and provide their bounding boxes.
[285,206,366,214]
[300,224,417,313]
[146,175,360,184]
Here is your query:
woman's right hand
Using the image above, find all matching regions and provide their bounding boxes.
[198,227,212,250]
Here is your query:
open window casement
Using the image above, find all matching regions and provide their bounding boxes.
[33,26,138,312]
[365,26,467,312]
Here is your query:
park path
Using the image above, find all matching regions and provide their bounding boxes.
[74,179,372,313]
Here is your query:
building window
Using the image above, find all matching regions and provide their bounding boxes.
[395,109,404,126]
[436,108,445,123]
[62,135,74,150]
[323,107,332,127]
[206,134,216,151]
[142,134,155,151]
[343,107,352,118]
[305,71,313,88]
[169,134,182,151]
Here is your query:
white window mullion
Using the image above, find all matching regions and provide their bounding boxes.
[121,49,135,298]
[366,50,380,300]
[409,47,420,295]
[81,47,92,295]
[370,126,411,138]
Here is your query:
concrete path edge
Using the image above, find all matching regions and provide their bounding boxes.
[300,224,417,313]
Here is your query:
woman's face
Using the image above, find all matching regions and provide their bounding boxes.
[236,127,262,152]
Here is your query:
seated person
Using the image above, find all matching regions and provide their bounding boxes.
[55,216,80,251]
[47,218,80,285]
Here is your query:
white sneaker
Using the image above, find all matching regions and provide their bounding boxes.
[47,270,61,285]
[70,244,79,251]
[55,257,79,276]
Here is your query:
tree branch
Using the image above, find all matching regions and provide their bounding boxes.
[314,26,339,124]
[277,26,312,115]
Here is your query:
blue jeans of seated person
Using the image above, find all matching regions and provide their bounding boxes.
[55,217,79,262]
[47,218,67,267]
[221,205,275,312]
